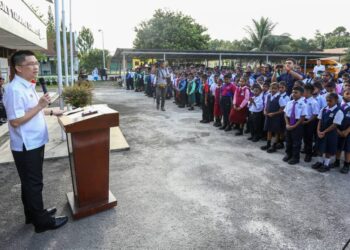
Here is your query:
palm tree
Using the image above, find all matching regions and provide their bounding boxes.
[244,17,277,51]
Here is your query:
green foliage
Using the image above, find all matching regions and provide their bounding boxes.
[77,27,94,55]
[343,48,350,63]
[79,49,110,72]
[133,9,210,50]
[244,17,277,51]
[47,6,55,39]
[62,82,93,108]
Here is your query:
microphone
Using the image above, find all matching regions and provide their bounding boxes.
[39,78,50,105]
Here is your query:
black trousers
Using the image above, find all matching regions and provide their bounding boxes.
[208,96,214,122]
[201,97,210,121]
[249,111,263,139]
[12,145,51,226]
[179,91,187,107]
[303,120,317,156]
[0,102,6,119]
[285,124,303,160]
[220,96,232,127]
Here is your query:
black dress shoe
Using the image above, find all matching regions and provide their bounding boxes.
[340,165,350,174]
[318,165,330,173]
[312,162,323,170]
[304,155,312,163]
[252,137,260,142]
[35,216,68,233]
[332,159,340,168]
[267,147,277,153]
[283,155,292,162]
[247,137,253,141]
[275,142,284,150]
[219,125,226,130]
[25,207,57,224]
[235,130,243,136]
[288,158,299,165]
[224,126,232,132]
[161,107,166,111]
[261,144,271,151]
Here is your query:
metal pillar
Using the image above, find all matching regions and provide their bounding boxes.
[304,56,307,74]
[62,0,69,87]
[122,54,126,87]
[54,0,65,140]
[163,53,166,61]
[69,0,74,85]
[219,54,222,68]
[266,55,269,64]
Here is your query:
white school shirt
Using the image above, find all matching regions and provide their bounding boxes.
[313,94,327,109]
[3,75,49,151]
[249,93,264,112]
[317,105,344,125]
[313,65,326,75]
[284,99,307,119]
[279,92,290,107]
[304,97,320,120]
[210,83,217,95]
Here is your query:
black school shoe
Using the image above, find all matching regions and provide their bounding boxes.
[331,159,340,168]
[283,155,292,162]
[235,129,243,136]
[318,165,330,173]
[340,165,350,174]
[247,137,253,141]
[224,126,232,132]
[275,142,284,150]
[304,155,312,163]
[267,145,277,153]
[25,207,57,224]
[252,137,261,142]
[312,162,323,170]
[288,158,299,165]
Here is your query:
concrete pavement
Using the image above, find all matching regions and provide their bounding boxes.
[1,85,350,249]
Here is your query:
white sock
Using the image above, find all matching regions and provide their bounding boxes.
[318,157,323,163]
[324,158,330,166]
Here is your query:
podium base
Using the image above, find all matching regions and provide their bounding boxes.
[67,191,117,220]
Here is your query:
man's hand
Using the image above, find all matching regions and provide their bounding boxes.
[38,93,51,109]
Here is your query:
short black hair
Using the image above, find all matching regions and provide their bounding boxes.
[325,81,336,88]
[224,73,232,79]
[10,50,35,68]
[286,58,297,64]
[278,81,287,87]
[252,84,262,91]
[343,73,350,78]
[327,92,338,101]
[292,86,304,93]
[304,84,314,93]
[313,81,323,90]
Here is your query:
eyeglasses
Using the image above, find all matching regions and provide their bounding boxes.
[18,62,40,67]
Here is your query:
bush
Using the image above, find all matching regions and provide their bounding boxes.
[62,81,93,108]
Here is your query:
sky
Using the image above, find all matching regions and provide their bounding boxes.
[28,0,350,55]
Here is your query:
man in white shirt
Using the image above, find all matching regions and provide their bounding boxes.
[313,59,326,77]
[3,50,68,233]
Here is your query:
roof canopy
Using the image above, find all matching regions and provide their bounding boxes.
[112,48,345,62]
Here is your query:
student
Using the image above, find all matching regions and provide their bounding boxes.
[312,93,344,172]
[261,82,270,140]
[303,84,320,162]
[187,73,196,110]
[275,81,290,150]
[178,74,187,108]
[213,78,223,127]
[200,74,210,123]
[334,89,350,173]
[323,81,343,104]
[261,83,284,152]
[313,81,327,110]
[219,74,236,130]
[248,84,264,142]
[229,77,250,135]
[283,86,307,164]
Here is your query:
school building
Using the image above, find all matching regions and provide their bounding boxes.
[0,0,47,81]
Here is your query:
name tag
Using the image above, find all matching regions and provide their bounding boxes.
[346,112,350,117]
[329,113,334,118]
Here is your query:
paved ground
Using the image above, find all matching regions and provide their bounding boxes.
[1,83,350,249]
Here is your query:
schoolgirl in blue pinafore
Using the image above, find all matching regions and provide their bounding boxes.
[317,106,341,155]
[264,94,284,133]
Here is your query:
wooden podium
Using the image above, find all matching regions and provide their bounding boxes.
[58,104,118,219]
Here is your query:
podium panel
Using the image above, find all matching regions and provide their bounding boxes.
[58,104,118,219]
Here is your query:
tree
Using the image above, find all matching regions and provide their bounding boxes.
[133,9,210,50]
[77,27,94,55]
[343,48,350,63]
[47,6,55,39]
[244,17,277,51]
[79,49,110,73]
